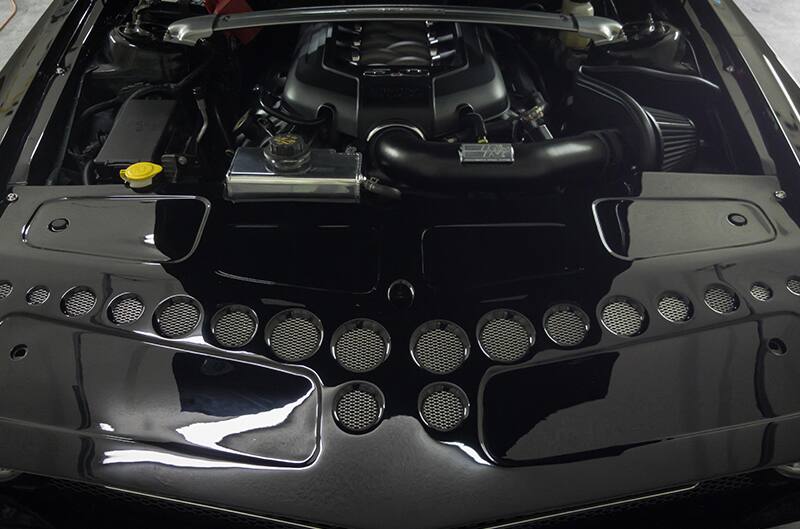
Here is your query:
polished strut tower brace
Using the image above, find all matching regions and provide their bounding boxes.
[164,4,626,47]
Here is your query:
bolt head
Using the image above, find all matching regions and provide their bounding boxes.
[55,67,66,75]
[775,190,788,201]
[5,193,18,203]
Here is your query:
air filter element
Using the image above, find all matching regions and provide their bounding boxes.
[108,294,145,325]
[750,283,773,302]
[0,281,12,300]
[410,320,469,374]
[704,285,739,314]
[657,293,693,323]
[153,296,202,338]
[419,383,469,432]
[600,297,646,337]
[61,287,97,317]
[645,107,699,171]
[332,319,390,373]
[211,305,258,349]
[788,277,800,296]
[265,308,323,362]
[26,286,50,306]
[544,304,589,347]
[333,382,385,434]
[477,309,535,363]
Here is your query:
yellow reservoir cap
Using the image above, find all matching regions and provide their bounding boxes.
[120,162,163,188]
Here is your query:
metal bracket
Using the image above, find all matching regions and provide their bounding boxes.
[164,5,625,47]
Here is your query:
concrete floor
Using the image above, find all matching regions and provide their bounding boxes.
[0,0,50,71]
[0,0,797,76]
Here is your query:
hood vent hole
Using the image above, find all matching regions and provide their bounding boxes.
[544,305,589,347]
[657,293,693,323]
[600,297,646,337]
[334,382,384,434]
[477,310,534,363]
[26,286,50,306]
[419,383,469,432]
[332,319,390,372]
[212,305,258,349]
[154,296,202,338]
[266,309,323,362]
[410,321,469,374]
[704,285,739,314]
[61,287,96,317]
[108,294,145,325]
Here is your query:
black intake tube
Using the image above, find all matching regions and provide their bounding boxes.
[370,128,623,189]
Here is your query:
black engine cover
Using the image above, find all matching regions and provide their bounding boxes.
[282,22,509,139]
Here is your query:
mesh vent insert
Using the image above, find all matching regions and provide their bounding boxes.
[334,382,384,434]
[658,293,693,323]
[600,297,646,337]
[704,285,739,314]
[0,281,12,300]
[544,305,589,347]
[108,294,145,325]
[26,286,50,306]
[211,305,258,349]
[153,296,202,338]
[477,309,534,363]
[750,283,773,302]
[410,321,469,374]
[332,319,390,373]
[788,277,800,296]
[61,287,97,317]
[419,383,469,432]
[266,309,323,362]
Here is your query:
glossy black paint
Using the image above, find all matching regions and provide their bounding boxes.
[2,1,800,529]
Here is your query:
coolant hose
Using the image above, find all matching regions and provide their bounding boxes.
[370,127,623,189]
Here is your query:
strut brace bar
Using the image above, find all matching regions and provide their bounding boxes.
[164,4,626,47]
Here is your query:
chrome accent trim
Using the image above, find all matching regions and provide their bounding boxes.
[365,123,426,143]
[165,5,625,47]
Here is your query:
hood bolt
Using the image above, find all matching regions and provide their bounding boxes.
[5,193,18,203]
[775,190,788,201]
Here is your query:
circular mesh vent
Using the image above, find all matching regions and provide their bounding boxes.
[0,281,12,300]
[750,283,773,302]
[265,309,323,362]
[333,382,384,434]
[704,285,739,314]
[211,305,258,349]
[332,319,390,373]
[410,321,469,374]
[419,383,469,432]
[26,286,50,306]
[788,277,800,296]
[657,293,693,323]
[153,296,202,338]
[600,298,646,337]
[477,309,534,363]
[544,305,589,347]
[61,287,96,317]
[108,294,145,325]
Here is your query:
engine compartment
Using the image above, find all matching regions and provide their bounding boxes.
[41,0,755,201]
[4,2,800,528]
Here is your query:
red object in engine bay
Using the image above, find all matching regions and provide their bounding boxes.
[204,0,261,44]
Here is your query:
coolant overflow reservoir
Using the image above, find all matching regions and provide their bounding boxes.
[561,0,594,50]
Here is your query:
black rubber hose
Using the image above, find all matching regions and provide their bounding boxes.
[370,128,623,189]
[256,86,331,126]
[82,160,96,186]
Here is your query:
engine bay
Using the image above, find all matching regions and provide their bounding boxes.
[41,0,759,201]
